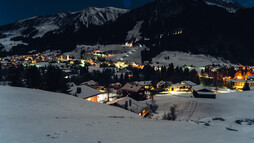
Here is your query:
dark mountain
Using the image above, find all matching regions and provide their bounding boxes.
[204,0,244,12]
[0,7,128,54]
[0,0,254,64]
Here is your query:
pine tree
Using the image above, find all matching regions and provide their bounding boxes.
[0,63,2,81]
[44,65,67,92]
[25,66,41,89]
[8,64,24,87]
[242,81,250,91]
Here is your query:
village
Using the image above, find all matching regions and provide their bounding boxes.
[1,45,254,119]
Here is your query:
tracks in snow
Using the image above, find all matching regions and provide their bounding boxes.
[178,100,198,120]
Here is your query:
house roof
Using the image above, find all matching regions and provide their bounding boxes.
[181,81,197,86]
[81,80,98,86]
[172,83,186,88]
[110,82,122,86]
[157,81,166,85]
[134,81,152,86]
[228,79,254,83]
[107,97,147,113]
[192,85,212,92]
[122,83,143,93]
[157,81,173,85]
[69,83,101,99]
[195,92,216,95]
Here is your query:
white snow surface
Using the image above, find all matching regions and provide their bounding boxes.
[33,24,59,38]
[152,51,236,67]
[0,7,128,51]
[204,0,241,13]
[78,7,128,27]
[126,21,143,41]
[0,29,28,52]
[1,86,254,143]
[66,44,145,64]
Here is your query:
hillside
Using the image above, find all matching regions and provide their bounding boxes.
[1,0,254,65]
[0,85,254,143]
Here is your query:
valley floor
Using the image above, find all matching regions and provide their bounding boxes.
[0,86,254,143]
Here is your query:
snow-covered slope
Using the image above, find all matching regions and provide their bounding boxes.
[1,86,254,143]
[152,51,236,67]
[0,7,128,51]
[204,0,244,12]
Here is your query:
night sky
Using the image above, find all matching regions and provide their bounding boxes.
[0,0,253,26]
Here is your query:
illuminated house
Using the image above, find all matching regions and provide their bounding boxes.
[134,81,154,90]
[181,81,197,87]
[81,80,99,90]
[68,83,101,102]
[233,66,254,80]
[227,79,254,89]
[157,81,171,91]
[171,83,190,92]
[171,81,197,92]
[122,83,146,100]
[107,97,150,117]
[109,82,122,89]
[227,67,254,89]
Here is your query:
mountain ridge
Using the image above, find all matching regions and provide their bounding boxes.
[1,0,254,65]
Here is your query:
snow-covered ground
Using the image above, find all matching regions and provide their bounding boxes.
[152,51,237,67]
[66,44,144,64]
[1,85,254,143]
[0,29,28,52]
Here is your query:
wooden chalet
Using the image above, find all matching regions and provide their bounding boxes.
[227,79,254,90]
[191,85,216,99]
[157,81,172,91]
[107,97,149,117]
[122,83,146,100]
[68,82,101,102]
[134,81,155,91]
[109,82,122,89]
[81,80,99,89]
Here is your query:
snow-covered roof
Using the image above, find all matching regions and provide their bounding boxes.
[181,81,197,87]
[69,83,101,99]
[134,81,152,86]
[228,79,254,83]
[247,76,254,79]
[31,62,66,68]
[81,80,98,86]
[172,83,186,88]
[110,82,122,86]
[195,92,216,95]
[157,81,166,85]
[107,97,147,113]
[122,83,143,93]
[192,85,212,92]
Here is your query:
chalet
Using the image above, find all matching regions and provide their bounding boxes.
[122,83,146,100]
[247,76,254,80]
[81,80,99,89]
[181,81,197,87]
[109,82,122,89]
[192,85,216,99]
[107,97,149,117]
[157,81,172,91]
[68,83,101,102]
[134,81,154,91]
[227,79,254,89]
[171,81,197,92]
[171,83,190,92]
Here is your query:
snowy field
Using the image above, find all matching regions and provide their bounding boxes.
[64,44,144,64]
[1,85,254,143]
[152,51,237,67]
